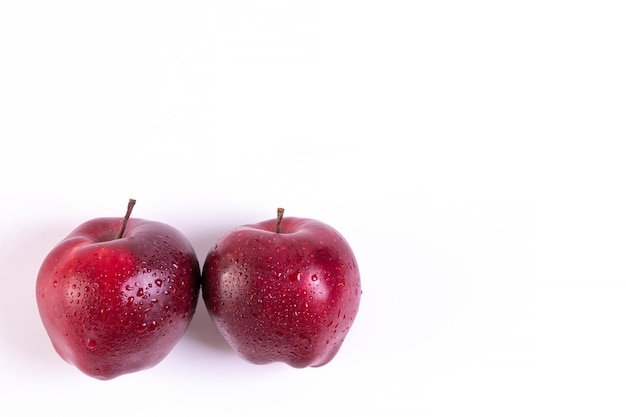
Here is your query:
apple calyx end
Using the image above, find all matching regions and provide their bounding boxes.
[116,198,137,239]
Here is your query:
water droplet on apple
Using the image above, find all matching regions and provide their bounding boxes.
[136,288,144,297]
[172,261,179,269]
[52,280,58,288]
[127,296,134,305]
[125,284,132,291]
[311,274,318,282]
[148,321,157,331]
[138,323,147,332]
[155,279,163,287]
[86,339,96,349]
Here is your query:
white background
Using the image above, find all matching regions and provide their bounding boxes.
[1,1,625,416]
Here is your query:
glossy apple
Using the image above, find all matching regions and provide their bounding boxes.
[202,208,361,368]
[36,200,201,379]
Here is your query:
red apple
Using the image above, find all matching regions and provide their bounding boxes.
[36,200,201,380]
[202,208,361,368]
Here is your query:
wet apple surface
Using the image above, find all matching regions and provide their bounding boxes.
[202,211,361,368]
[36,209,201,380]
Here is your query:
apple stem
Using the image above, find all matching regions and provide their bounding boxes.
[116,199,137,239]
[276,207,285,233]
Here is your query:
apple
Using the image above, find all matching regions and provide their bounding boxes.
[36,199,201,380]
[202,208,361,368]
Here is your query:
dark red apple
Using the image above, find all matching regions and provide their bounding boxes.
[36,200,201,380]
[202,208,361,368]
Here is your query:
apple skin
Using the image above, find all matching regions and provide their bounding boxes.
[202,216,361,368]
[36,217,201,380]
